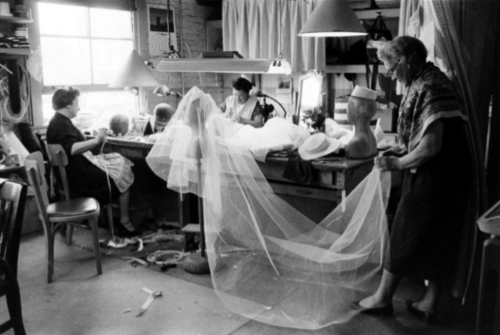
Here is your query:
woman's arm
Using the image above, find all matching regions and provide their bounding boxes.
[71,129,106,155]
[237,103,264,128]
[375,120,443,171]
[238,114,264,128]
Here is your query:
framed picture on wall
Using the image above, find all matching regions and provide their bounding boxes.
[148,4,178,57]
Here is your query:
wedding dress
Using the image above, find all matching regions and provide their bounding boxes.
[146,87,391,329]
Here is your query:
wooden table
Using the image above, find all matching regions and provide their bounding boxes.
[102,137,374,223]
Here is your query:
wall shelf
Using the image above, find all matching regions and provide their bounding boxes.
[0,16,33,24]
[0,48,31,55]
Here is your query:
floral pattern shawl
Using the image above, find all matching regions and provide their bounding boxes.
[398,62,467,152]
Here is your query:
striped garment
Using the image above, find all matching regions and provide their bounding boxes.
[398,62,467,152]
[83,151,134,193]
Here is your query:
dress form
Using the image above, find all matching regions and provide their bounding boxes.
[345,96,378,159]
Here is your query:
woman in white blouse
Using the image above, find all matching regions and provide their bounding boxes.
[220,77,264,128]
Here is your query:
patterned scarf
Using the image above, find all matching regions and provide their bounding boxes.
[398,62,467,152]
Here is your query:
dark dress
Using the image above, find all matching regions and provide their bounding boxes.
[385,63,472,281]
[46,113,119,205]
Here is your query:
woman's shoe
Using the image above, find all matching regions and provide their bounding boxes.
[406,300,437,325]
[120,219,137,232]
[351,301,394,317]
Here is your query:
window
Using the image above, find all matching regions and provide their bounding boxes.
[38,2,135,127]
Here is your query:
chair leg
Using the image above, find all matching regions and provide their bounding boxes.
[107,205,114,237]
[6,278,27,335]
[46,230,55,284]
[0,260,26,335]
[66,224,74,246]
[89,217,102,276]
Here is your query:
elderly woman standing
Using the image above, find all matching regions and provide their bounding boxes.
[355,36,472,324]
[220,77,264,128]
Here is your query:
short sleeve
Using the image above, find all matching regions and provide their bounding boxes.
[251,102,263,120]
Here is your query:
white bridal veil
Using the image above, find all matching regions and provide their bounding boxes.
[147,87,391,330]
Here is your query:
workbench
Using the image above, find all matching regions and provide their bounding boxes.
[102,137,375,224]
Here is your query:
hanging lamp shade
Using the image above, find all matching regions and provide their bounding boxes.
[268,56,292,75]
[298,0,367,37]
[109,50,161,88]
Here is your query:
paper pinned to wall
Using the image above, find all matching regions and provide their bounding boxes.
[147,4,178,58]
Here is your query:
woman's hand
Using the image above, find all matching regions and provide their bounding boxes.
[375,156,401,171]
[95,128,107,144]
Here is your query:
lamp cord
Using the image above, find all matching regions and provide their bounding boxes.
[278,0,283,58]
[167,0,171,49]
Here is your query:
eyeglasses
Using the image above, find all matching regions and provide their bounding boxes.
[384,61,399,77]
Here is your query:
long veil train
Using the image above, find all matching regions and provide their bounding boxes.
[146,87,391,330]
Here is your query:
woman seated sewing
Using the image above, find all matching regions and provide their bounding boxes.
[220,77,264,128]
[46,87,137,234]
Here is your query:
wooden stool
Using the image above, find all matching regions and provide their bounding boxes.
[476,236,500,335]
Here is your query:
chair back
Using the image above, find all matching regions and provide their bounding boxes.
[25,155,51,236]
[46,144,71,201]
[0,178,27,276]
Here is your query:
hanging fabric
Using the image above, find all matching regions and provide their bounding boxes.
[222,0,326,72]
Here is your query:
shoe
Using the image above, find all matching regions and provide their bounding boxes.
[406,300,437,325]
[352,301,394,316]
[120,219,137,233]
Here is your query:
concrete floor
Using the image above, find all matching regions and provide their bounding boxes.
[1,228,476,335]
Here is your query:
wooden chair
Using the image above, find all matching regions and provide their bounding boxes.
[46,144,115,243]
[0,178,27,335]
[25,153,102,283]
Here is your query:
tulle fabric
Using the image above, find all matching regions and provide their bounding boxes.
[146,87,391,330]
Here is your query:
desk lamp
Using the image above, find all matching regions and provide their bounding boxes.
[109,50,162,114]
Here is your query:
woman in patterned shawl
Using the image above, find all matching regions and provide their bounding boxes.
[355,36,472,324]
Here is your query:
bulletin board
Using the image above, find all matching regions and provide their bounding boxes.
[147,4,178,57]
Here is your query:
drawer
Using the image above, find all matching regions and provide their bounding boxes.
[269,182,338,201]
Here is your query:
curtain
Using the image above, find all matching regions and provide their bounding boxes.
[222,0,325,72]
[398,0,497,300]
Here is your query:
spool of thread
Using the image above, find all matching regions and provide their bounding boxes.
[14,28,28,39]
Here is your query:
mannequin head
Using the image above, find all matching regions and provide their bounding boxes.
[153,103,174,132]
[347,96,377,125]
[109,114,130,136]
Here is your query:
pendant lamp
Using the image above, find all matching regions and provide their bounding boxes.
[268,0,292,75]
[298,0,367,37]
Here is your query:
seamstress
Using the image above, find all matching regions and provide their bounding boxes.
[220,77,264,128]
[354,36,472,324]
[46,87,137,234]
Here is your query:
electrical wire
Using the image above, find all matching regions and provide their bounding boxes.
[146,250,189,265]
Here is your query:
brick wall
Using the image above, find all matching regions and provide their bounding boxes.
[139,0,225,112]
